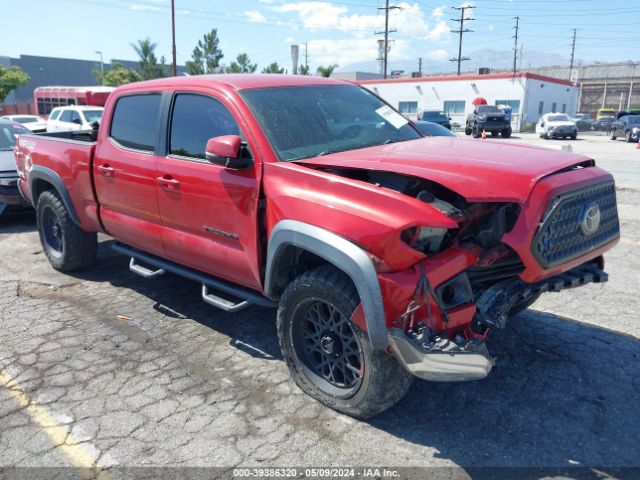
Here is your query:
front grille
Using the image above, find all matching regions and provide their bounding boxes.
[532,181,619,268]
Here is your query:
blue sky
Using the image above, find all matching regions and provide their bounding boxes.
[1,0,639,73]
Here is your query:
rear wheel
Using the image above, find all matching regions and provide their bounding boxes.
[501,127,512,138]
[570,133,577,140]
[464,125,472,135]
[610,129,617,140]
[36,190,97,272]
[277,265,413,419]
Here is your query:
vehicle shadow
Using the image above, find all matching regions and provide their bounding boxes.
[0,211,36,234]
[73,241,639,475]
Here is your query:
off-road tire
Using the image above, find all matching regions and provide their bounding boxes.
[36,190,97,272]
[501,128,512,138]
[472,125,481,138]
[626,130,633,143]
[464,125,472,135]
[277,265,414,419]
[610,130,617,140]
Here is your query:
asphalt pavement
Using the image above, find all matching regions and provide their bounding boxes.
[0,132,638,479]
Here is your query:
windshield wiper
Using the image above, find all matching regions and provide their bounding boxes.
[383,138,404,145]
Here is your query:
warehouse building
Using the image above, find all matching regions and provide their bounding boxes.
[356,72,578,132]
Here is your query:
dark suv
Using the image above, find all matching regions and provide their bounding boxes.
[417,110,451,129]
[465,105,512,138]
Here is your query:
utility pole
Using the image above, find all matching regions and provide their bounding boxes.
[375,0,401,79]
[569,28,577,81]
[171,0,177,76]
[628,61,636,109]
[418,57,422,77]
[512,16,519,76]
[450,5,475,76]
[304,42,309,70]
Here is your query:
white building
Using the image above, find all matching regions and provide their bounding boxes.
[357,72,578,132]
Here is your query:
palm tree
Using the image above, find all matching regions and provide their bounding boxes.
[316,64,338,77]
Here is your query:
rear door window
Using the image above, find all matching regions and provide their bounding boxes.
[109,94,161,152]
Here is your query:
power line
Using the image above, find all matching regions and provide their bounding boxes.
[450,5,475,76]
[375,0,401,79]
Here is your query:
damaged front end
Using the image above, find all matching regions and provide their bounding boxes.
[359,170,619,382]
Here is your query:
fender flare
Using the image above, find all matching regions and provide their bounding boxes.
[265,220,388,350]
[29,165,81,226]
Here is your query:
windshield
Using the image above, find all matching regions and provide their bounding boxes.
[12,116,40,124]
[82,110,103,124]
[240,85,421,161]
[0,123,30,151]
[477,106,501,114]
[421,111,448,121]
[548,114,571,122]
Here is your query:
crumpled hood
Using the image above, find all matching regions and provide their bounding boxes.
[297,137,593,203]
[0,150,17,173]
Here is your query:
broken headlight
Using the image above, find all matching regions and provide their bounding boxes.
[402,226,449,253]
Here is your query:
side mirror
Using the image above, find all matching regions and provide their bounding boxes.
[205,135,252,169]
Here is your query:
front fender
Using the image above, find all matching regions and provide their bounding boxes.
[265,220,388,350]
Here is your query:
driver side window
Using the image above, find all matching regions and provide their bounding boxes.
[169,93,241,160]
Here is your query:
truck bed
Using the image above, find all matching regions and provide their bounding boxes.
[14,129,102,232]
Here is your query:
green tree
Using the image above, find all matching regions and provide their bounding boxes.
[186,29,223,75]
[0,65,30,103]
[226,53,257,73]
[262,62,285,74]
[95,63,142,86]
[298,64,310,75]
[132,37,165,80]
[316,64,338,77]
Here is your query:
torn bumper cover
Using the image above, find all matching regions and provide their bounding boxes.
[472,261,608,331]
[388,331,494,382]
[388,261,608,382]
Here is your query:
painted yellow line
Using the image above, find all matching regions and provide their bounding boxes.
[0,369,111,479]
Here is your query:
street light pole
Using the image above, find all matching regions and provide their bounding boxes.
[95,51,104,85]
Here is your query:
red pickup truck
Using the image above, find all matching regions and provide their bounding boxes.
[15,75,620,418]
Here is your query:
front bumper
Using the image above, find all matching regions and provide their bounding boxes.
[389,330,493,381]
[387,261,608,382]
[0,172,26,206]
[548,127,577,137]
[477,121,509,132]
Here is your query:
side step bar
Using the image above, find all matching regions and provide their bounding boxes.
[112,243,276,312]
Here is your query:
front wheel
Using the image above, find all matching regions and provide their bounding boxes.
[501,128,512,138]
[610,130,617,140]
[36,190,97,272]
[277,265,414,419]
[626,130,633,143]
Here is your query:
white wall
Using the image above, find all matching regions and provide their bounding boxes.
[361,75,579,131]
[522,78,579,125]
[362,77,526,129]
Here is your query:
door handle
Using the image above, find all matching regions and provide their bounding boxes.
[157,175,180,191]
[98,164,114,177]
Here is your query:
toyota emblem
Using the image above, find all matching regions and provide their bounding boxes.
[580,203,601,236]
